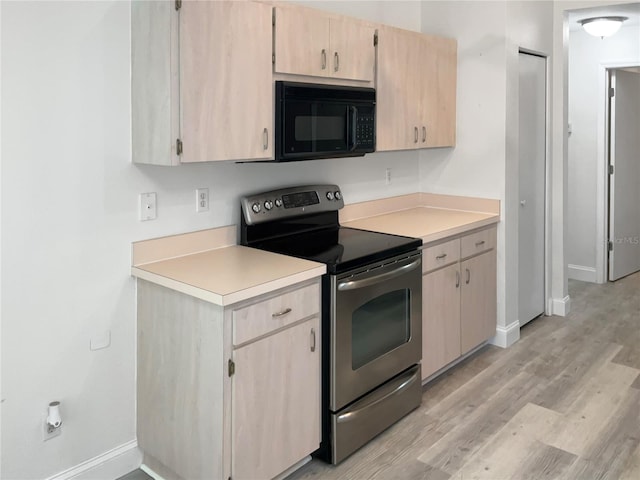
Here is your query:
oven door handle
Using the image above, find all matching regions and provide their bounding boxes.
[337,258,421,291]
[336,365,419,423]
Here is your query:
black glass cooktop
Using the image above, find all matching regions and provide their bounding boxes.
[250,226,422,274]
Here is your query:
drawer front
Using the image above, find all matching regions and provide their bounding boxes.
[233,283,320,346]
[461,227,496,259]
[422,238,460,273]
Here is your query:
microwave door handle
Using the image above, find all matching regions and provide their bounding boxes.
[349,106,358,152]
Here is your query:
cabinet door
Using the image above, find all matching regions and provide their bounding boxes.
[232,317,321,480]
[419,34,457,148]
[274,6,330,77]
[460,251,497,354]
[422,264,461,380]
[329,18,375,81]
[180,1,273,162]
[376,26,422,151]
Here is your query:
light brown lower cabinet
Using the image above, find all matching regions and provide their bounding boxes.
[421,226,497,380]
[136,278,321,480]
[232,317,320,480]
[460,250,497,354]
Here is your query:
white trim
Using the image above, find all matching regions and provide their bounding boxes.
[551,295,571,317]
[45,440,141,480]
[140,464,166,480]
[568,264,597,283]
[596,60,640,284]
[490,320,520,348]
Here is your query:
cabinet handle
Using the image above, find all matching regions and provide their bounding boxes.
[321,49,327,70]
[456,270,460,288]
[272,307,292,318]
[263,127,268,150]
[422,126,427,143]
[310,328,316,352]
[334,51,339,72]
[414,126,419,143]
[436,253,447,260]
[475,240,485,247]
[466,268,470,284]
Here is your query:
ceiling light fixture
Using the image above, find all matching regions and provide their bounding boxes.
[579,16,628,38]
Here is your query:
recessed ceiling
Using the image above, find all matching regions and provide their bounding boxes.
[568,2,640,31]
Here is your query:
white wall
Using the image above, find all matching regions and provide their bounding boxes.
[0,1,421,478]
[419,1,553,339]
[567,25,640,281]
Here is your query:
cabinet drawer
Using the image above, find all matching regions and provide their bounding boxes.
[461,227,496,259]
[422,238,460,273]
[233,283,320,346]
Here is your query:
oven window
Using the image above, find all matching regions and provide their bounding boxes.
[295,116,345,142]
[351,289,411,370]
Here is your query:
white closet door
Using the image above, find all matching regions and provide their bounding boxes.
[518,52,546,325]
[609,69,640,281]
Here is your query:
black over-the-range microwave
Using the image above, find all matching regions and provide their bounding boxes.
[274,81,376,162]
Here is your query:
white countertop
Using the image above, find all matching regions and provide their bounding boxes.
[344,206,499,243]
[132,241,325,307]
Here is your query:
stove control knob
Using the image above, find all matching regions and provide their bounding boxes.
[251,202,261,214]
[326,191,335,201]
[264,200,273,211]
[274,198,283,208]
[334,191,342,201]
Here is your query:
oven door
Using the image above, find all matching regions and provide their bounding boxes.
[330,252,422,411]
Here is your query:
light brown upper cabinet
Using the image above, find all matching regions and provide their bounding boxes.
[376,25,457,151]
[273,5,376,82]
[132,0,273,165]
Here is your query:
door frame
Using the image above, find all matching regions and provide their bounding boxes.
[518,48,552,318]
[595,61,640,283]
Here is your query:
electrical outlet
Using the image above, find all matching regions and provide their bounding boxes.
[140,193,157,221]
[385,168,392,185]
[43,417,62,441]
[196,188,209,213]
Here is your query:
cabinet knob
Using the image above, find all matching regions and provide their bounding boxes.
[456,270,460,288]
[321,49,327,70]
[310,328,316,352]
[414,126,419,143]
[263,127,269,150]
[422,126,427,143]
[436,253,447,260]
[465,268,471,285]
[334,51,339,72]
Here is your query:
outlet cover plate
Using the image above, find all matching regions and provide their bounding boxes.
[43,420,62,441]
[196,188,209,213]
[140,193,157,221]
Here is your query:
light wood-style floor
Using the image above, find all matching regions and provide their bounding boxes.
[288,273,640,480]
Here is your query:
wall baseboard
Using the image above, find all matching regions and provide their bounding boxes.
[140,464,166,480]
[568,264,597,283]
[551,295,571,317]
[46,440,141,480]
[490,320,520,348]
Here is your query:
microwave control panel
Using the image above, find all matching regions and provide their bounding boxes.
[355,108,375,149]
